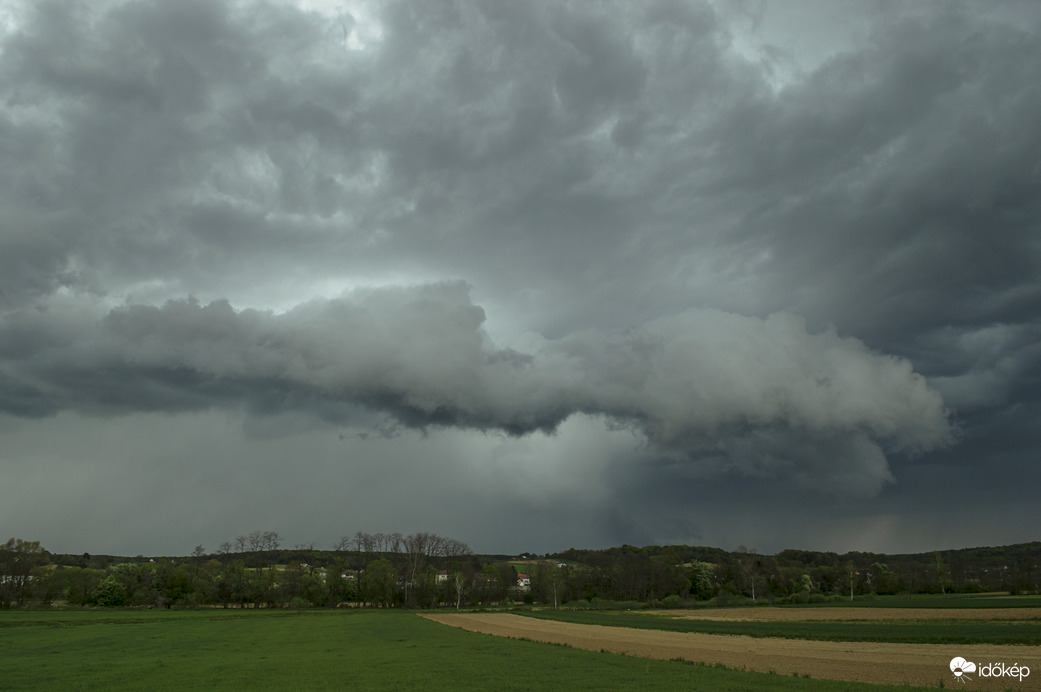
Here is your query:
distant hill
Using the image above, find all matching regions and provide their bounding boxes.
[7,537,1037,609]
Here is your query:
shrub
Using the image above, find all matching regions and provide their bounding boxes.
[92,576,127,607]
[662,594,683,609]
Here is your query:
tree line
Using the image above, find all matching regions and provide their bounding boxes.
[2,536,1039,610]
[551,542,1041,603]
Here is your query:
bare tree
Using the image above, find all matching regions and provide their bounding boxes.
[262,531,281,551]
[532,562,567,610]
[453,572,467,610]
[443,538,472,559]
[354,531,375,554]
[400,532,467,606]
[402,532,437,605]
[0,539,45,608]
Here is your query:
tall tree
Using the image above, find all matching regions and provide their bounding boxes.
[0,539,46,608]
[401,532,441,607]
[262,531,281,551]
[360,558,396,607]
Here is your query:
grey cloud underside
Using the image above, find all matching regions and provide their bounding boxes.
[3,1,1039,338]
[0,284,952,493]
[1,0,1040,552]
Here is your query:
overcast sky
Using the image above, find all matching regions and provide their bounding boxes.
[2,0,1039,557]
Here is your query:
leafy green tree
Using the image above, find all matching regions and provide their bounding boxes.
[648,553,688,601]
[474,564,499,604]
[190,561,221,606]
[360,558,397,607]
[324,560,352,606]
[688,561,715,600]
[248,567,279,608]
[44,566,103,606]
[811,564,838,594]
[342,571,359,603]
[799,572,814,593]
[280,562,305,604]
[869,562,899,595]
[495,563,517,603]
[105,562,158,606]
[154,562,195,607]
[92,575,127,606]
[215,560,248,607]
[414,565,440,609]
[0,539,47,608]
[279,562,325,607]
[299,568,326,607]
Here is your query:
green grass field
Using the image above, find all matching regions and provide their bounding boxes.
[520,610,1041,645]
[1,608,936,691]
[519,593,1041,645]
[791,593,1041,609]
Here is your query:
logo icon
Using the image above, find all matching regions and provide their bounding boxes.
[950,657,977,683]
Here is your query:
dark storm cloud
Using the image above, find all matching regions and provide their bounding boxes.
[4,0,1036,335]
[1,0,1039,553]
[0,284,951,493]
[0,0,363,304]
[727,10,1041,343]
[0,1,775,310]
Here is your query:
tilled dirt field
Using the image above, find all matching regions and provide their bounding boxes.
[421,612,1041,689]
[649,606,1041,621]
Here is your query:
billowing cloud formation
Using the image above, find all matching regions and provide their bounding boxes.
[0,0,1038,555]
[5,0,1035,338]
[0,284,951,492]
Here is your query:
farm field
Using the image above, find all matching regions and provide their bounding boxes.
[0,608,930,691]
[793,594,1041,609]
[425,599,1041,689]
[652,606,1041,620]
[519,608,1041,645]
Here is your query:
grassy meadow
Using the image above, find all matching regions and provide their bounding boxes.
[1,608,939,691]
[795,593,1041,609]
[522,593,1041,645]
[522,610,1041,645]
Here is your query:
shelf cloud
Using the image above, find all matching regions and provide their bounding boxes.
[2,284,952,496]
[0,0,1037,555]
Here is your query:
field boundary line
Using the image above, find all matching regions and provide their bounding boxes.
[420,612,1041,689]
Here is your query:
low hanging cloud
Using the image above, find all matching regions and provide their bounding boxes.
[0,283,952,493]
